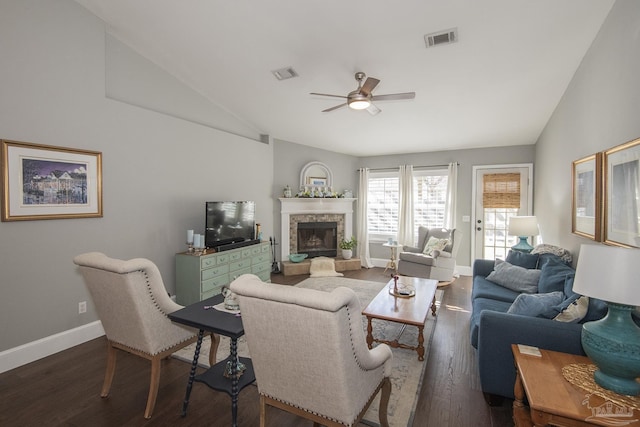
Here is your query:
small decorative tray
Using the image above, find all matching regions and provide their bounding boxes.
[389,287,416,298]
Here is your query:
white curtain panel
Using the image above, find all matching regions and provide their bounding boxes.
[357,168,374,268]
[397,165,414,246]
[444,162,458,229]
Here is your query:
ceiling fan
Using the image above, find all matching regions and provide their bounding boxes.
[310,72,415,115]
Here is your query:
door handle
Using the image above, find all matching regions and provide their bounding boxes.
[477,227,482,231]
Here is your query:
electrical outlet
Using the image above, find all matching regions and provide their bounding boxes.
[78,301,87,314]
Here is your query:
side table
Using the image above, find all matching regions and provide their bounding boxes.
[169,294,255,427]
[382,242,403,273]
[511,344,640,427]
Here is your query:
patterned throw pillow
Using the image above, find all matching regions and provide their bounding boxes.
[422,236,449,256]
[554,295,589,323]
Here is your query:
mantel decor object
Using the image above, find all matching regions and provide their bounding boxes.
[508,216,539,253]
[572,244,640,396]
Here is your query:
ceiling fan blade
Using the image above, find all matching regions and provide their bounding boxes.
[322,103,347,112]
[310,92,348,99]
[360,77,380,96]
[367,104,381,116]
[371,92,415,101]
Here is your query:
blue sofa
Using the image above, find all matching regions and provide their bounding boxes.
[470,250,609,403]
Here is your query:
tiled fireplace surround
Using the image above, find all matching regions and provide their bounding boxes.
[279,198,356,261]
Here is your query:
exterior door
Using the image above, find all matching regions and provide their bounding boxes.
[472,164,533,260]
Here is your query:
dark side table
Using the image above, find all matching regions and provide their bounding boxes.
[169,294,255,427]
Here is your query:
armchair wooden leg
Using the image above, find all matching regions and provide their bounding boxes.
[209,333,220,367]
[101,341,117,398]
[144,356,162,419]
[378,377,392,427]
[259,394,267,427]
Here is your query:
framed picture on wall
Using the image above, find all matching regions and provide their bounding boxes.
[1,139,102,221]
[307,176,328,186]
[572,153,602,241]
[603,137,640,248]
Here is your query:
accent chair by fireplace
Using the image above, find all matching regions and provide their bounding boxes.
[397,227,461,282]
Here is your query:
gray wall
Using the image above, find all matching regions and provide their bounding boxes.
[359,146,536,264]
[534,0,640,259]
[0,0,273,352]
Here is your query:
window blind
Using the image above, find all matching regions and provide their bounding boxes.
[483,173,521,208]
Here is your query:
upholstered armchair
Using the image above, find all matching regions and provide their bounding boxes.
[230,274,393,427]
[73,252,215,419]
[397,227,461,282]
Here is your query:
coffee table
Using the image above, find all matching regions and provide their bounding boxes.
[362,276,438,361]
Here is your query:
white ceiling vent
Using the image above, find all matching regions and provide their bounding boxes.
[424,28,458,48]
[272,66,299,80]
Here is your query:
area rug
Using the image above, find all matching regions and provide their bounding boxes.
[173,277,443,427]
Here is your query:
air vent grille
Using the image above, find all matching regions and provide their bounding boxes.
[272,67,299,80]
[424,28,458,48]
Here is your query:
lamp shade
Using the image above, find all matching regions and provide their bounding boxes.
[507,216,539,237]
[573,244,640,306]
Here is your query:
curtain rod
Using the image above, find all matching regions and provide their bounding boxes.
[356,162,459,172]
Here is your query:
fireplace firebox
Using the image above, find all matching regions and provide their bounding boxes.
[297,221,337,258]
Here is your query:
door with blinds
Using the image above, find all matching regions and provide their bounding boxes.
[472,165,533,260]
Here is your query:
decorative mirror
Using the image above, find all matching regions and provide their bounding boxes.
[300,161,333,189]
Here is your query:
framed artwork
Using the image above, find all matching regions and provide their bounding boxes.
[307,176,328,186]
[1,139,102,221]
[603,137,640,248]
[571,153,602,240]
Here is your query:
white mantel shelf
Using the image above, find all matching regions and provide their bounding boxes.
[279,198,356,260]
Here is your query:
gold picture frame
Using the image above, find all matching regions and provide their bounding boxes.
[603,137,640,248]
[1,139,102,221]
[572,153,602,241]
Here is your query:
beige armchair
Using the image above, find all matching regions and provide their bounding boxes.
[397,227,462,281]
[230,274,393,427]
[73,252,215,419]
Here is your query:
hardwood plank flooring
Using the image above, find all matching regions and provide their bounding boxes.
[0,268,513,426]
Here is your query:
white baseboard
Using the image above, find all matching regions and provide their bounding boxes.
[0,321,105,374]
[371,257,472,277]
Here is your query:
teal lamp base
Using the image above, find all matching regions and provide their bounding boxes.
[581,302,640,396]
[511,237,533,253]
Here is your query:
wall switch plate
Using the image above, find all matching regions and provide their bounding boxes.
[462,215,470,222]
[78,301,87,314]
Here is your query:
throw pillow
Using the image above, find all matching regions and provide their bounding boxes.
[538,257,575,294]
[486,261,541,294]
[554,295,589,323]
[422,236,449,256]
[506,250,539,269]
[507,292,565,318]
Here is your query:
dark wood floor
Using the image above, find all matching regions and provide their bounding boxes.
[0,268,513,426]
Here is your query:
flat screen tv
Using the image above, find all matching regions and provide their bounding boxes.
[205,201,255,248]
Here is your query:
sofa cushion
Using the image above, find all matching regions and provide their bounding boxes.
[472,276,521,303]
[506,251,539,269]
[507,292,565,318]
[538,257,575,294]
[583,298,609,323]
[486,260,541,294]
[470,297,512,348]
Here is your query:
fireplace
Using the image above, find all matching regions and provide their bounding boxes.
[297,221,337,258]
[279,198,356,261]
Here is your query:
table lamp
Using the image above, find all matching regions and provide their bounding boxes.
[572,244,640,396]
[507,216,539,253]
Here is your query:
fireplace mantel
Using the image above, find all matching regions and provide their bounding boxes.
[279,198,356,260]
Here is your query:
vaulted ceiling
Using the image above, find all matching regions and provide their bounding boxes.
[74,0,614,156]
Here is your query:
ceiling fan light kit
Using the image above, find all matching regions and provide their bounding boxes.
[311,72,415,114]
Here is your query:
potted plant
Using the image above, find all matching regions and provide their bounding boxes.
[339,236,357,260]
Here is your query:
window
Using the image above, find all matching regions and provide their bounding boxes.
[367,169,448,244]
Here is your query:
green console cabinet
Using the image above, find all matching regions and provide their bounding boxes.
[175,241,271,306]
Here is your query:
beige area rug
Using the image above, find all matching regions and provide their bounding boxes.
[173,277,443,427]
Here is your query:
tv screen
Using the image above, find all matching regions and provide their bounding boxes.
[205,201,255,248]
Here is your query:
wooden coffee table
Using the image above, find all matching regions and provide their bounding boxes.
[362,276,438,361]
